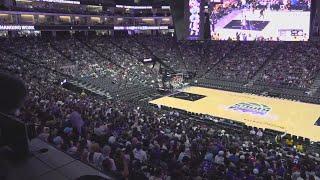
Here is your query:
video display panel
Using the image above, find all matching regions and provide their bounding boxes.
[185,0,205,40]
[209,0,311,41]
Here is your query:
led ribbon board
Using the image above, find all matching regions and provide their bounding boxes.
[113,26,169,30]
[0,25,35,30]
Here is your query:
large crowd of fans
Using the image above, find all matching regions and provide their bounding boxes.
[2,35,320,89]
[1,36,161,92]
[1,34,320,179]
[258,42,320,89]
[208,42,277,82]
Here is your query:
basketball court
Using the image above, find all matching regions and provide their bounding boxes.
[150,86,320,141]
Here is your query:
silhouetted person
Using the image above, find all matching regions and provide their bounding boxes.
[259,8,265,18]
[0,72,26,115]
[0,72,27,180]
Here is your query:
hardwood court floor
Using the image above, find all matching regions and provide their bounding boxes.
[150,86,320,141]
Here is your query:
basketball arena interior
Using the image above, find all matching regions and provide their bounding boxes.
[1,0,320,179]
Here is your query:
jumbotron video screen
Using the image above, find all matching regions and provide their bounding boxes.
[209,0,311,41]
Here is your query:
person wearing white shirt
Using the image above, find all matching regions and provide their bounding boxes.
[214,151,225,165]
[250,128,256,135]
[178,148,191,162]
[256,129,263,138]
[133,143,147,162]
[94,124,106,136]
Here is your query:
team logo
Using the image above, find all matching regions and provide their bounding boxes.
[229,102,271,116]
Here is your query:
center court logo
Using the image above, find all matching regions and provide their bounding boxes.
[228,102,271,116]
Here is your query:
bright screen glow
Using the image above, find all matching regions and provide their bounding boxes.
[210,0,311,41]
[187,0,203,40]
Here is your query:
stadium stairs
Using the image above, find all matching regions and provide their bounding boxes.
[66,79,113,100]
[197,42,241,80]
[75,38,124,69]
[112,85,160,102]
[108,38,140,59]
[107,37,149,65]
[70,74,161,102]
[246,43,282,86]
[130,36,177,73]
[307,72,320,96]
[0,47,73,80]
[0,43,115,100]
[172,41,189,71]
[96,36,175,74]
[195,43,209,78]
[49,41,76,62]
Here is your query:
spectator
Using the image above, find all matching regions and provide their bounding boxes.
[133,143,147,163]
[99,145,116,172]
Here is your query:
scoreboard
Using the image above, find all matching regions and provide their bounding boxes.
[278,29,307,41]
